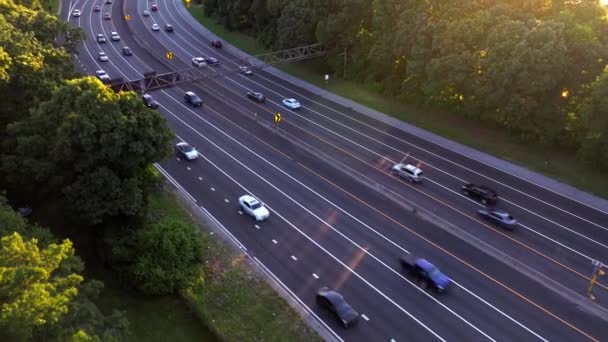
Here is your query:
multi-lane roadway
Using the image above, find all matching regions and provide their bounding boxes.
[62,0,608,340]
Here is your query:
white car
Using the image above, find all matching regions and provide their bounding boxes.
[191,57,206,67]
[98,52,109,62]
[110,31,120,41]
[239,195,269,222]
[282,98,301,109]
[151,23,160,31]
[72,9,81,17]
[96,33,106,43]
[143,10,150,16]
[391,163,423,183]
[95,70,111,83]
[175,142,198,160]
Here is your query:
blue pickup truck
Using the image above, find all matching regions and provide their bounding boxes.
[400,255,450,293]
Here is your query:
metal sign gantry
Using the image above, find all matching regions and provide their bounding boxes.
[109,43,327,93]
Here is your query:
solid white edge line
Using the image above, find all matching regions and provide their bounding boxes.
[251,256,344,342]
[154,166,344,342]
[164,102,487,341]
[185,147,447,342]
[164,94,549,341]
[166,0,608,222]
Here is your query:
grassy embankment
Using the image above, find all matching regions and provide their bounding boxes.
[188,4,608,200]
[152,188,322,342]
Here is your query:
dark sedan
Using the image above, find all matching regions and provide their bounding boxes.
[142,94,159,109]
[316,287,359,328]
[246,91,265,103]
[477,208,517,229]
[210,40,222,48]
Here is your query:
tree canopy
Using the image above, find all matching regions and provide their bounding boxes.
[1,77,173,224]
[0,232,82,341]
[201,0,608,168]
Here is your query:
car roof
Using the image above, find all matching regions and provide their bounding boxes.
[185,91,196,96]
[416,258,436,272]
[241,195,260,205]
[176,142,190,147]
[404,164,422,173]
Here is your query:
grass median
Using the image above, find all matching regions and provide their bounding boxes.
[187,4,608,200]
[154,187,322,342]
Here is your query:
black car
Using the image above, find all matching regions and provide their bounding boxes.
[151,4,158,11]
[142,93,159,109]
[316,287,359,328]
[246,91,265,103]
[461,183,497,205]
[210,40,222,48]
[103,13,111,20]
[122,46,132,56]
[105,0,112,4]
[477,209,517,229]
[165,24,173,32]
[93,5,101,12]
[184,91,202,107]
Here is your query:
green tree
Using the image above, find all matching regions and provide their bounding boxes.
[0,232,82,341]
[129,219,204,295]
[577,71,608,169]
[0,0,80,135]
[1,77,173,224]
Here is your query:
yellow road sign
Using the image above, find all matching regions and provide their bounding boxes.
[274,113,282,124]
[125,14,131,21]
[166,51,173,60]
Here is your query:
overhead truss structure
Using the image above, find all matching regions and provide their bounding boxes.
[110,43,327,93]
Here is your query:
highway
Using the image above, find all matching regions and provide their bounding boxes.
[62,0,608,340]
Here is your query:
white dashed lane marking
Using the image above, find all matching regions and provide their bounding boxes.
[272,239,278,244]
[238,210,243,215]
[210,187,215,191]
[312,273,319,279]
[361,314,370,321]
[224,199,229,203]
[198,176,203,181]
[254,224,260,229]
[291,255,297,261]
[186,166,191,171]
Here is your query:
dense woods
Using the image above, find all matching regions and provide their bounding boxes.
[0,0,206,339]
[201,0,608,169]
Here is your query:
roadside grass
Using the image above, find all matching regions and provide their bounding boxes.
[92,269,216,342]
[186,4,608,199]
[153,188,322,342]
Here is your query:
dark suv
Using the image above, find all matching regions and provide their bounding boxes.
[246,91,265,103]
[184,91,202,107]
[461,183,497,205]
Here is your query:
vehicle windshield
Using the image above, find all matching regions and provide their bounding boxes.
[182,145,193,152]
[251,202,262,210]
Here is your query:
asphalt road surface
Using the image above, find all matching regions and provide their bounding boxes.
[61,0,608,340]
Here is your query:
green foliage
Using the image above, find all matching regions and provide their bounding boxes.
[104,190,204,296]
[0,0,80,136]
[0,195,129,341]
[0,232,82,341]
[201,0,608,170]
[1,77,173,224]
[130,219,204,295]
